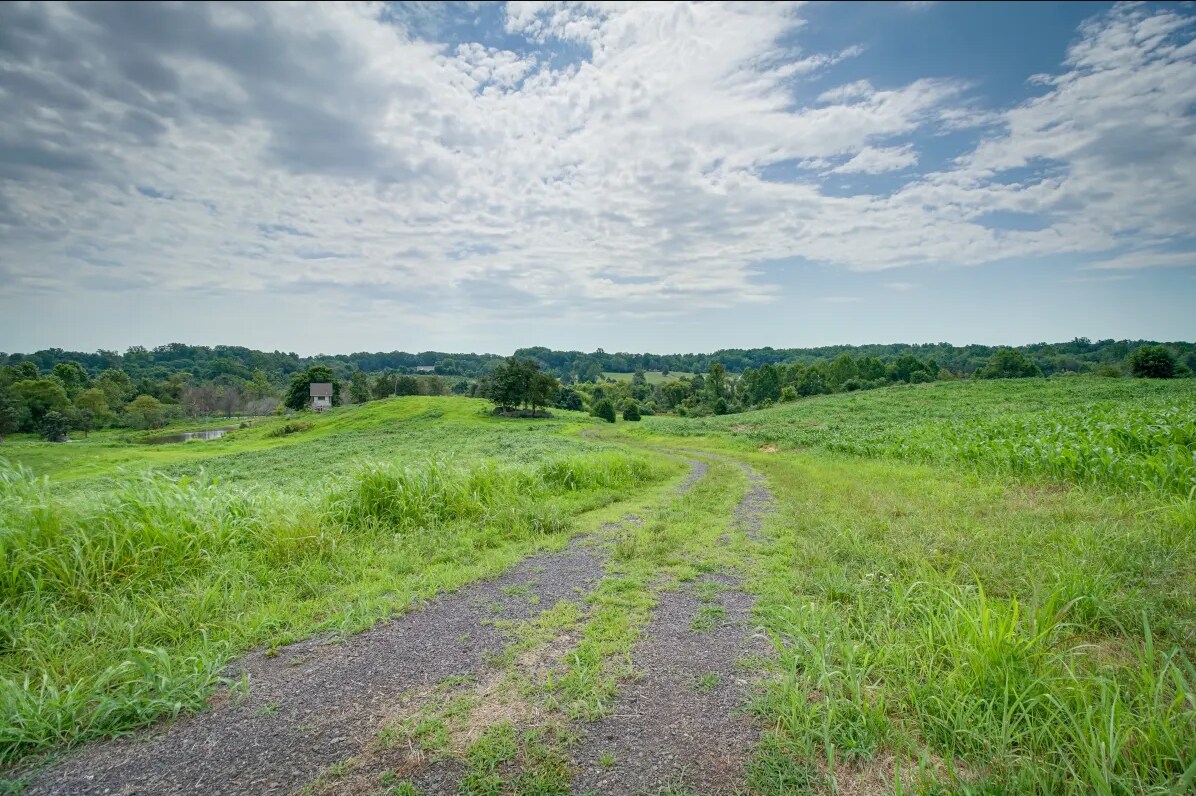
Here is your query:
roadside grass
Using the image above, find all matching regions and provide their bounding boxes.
[0,441,682,766]
[731,448,1196,794]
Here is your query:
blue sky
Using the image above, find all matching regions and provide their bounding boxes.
[0,1,1193,355]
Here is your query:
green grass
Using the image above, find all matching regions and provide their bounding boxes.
[637,376,1196,498]
[0,398,679,766]
[601,371,694,385]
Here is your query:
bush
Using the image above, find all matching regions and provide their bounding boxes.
[555,388,584,412]
[265,421,313,438]
[39,410,70,442]
[841,379,863,393]
[1129,346,1176,379]
[713,397,728,415]
[592,399,616,423]
[781,386,798,402]
[909,370,934,384]
[975,349,1043,379]
[623,404,641,421]
[1094,363,1123,378]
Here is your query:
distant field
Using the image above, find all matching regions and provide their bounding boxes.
[639,376,1196,497]
[600,370,693,384]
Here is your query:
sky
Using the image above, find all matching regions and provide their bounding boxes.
[1,1,1194,357]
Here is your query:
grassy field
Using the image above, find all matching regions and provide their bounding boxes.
[4,380,1195,793]
[600,371,694,384]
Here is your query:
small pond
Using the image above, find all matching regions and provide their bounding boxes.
[142,426,238,445]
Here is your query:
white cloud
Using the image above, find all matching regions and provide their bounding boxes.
[885,281,917,291]
[0,0,1193,333]
[1083,251,1196,271]
[829,144,919,174]
[818,296,863,303]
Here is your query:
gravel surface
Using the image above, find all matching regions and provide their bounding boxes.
[23,460,706,796]
[569,463,774,796]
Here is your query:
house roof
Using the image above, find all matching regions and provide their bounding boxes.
[309,382,333,397]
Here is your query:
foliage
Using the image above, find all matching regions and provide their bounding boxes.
[125,394,167,430]
[38,411,70,442]
[1130,345,1177,379]
[622,404,641,422]
[0,392,19,441]
[348,371,372,404]
[975,348,1043,379]
[555,388,584,412]
[284,365,340,412]
[10,380,69,429]
[73,388,109,420]
[592,399,616,423]
[480,358,560,416]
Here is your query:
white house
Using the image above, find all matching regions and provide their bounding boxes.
[309,382,333,412]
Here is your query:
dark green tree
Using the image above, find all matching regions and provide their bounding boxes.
[348,371,372,404]
[555,388,584,412]
[592,398,617,423]
[975,349,1043,379]
[75,408,96,438]
[797,370,829,396]
[0,389,20,441]
[40,410,70,442]
[1129,345,1176,379]
[11,379,69,429]
[528,371,560,416]
[623,403,641,421]
[52,362,90,396]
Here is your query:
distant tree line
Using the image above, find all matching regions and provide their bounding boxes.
[1,339,1191,440]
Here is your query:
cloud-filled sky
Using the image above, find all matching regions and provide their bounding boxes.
[1,0,1194,355]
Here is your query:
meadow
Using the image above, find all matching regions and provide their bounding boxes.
[3,379,1195,795]
[600,370,694,384]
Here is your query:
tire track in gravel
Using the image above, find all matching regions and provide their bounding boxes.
[569,459,774,796]
[23,461,708,796]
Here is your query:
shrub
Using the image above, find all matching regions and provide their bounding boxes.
[592,399,616,423]
[841,380,862,393]
[975,349,1043,379]
[781,386,798,401]
[713,397,728,415]
[1094,363,1123,378]
[623,404,641,421]
[265,421,313,438]
[909,370,934,384]
[39,410,70,442]
[1129,345,1176,379]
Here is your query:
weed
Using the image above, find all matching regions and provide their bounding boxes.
[694,672,721,692]
[690,605,725,632]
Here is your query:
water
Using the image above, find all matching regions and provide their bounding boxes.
[142,426,237,445]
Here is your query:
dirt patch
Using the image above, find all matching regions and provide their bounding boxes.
[758,444,779,453]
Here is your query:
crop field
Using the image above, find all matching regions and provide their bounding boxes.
[600,370,694,384]
[3,379,1195,794]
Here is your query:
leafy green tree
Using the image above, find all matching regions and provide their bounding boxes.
[125,394,166,429]
[0,390,20,441]
[395,375,421,396]
[623,403,641,421]
[555,388,584,412]
[1129,345,1176,379]
[888,354,930,383]
[529,371,560,416]
[348,371,372,404]
[284,365,340,411]
[707,363,727,402]
[631,368,647,387]
[11,379,69,429]
[372,374,396,399]
[780,386,797,402]
[797,370,829,397]
[827,354,859,388]
[975,349,1043,379]
[245,370,275,400]
[592,398,616,423]
[75,408,96,438]
[95,368,134,407]
[74,387,110,422]
[857,356,886,381]
[52,362,90,397]
[40,410,70,442]
[12,361,39,381]
[713,397,728,415]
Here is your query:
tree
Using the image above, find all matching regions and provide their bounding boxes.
[592,398,616,423]
[284,365,339,411]
[780,386,798,402]
[94,368,134,406]
[797,370,829,397]
[555,388,584,412]
[528,371,560,417]
[74,387,110,426]
[40,410,70,442]
[75,408,96,438]
[182,384,219,418]
[245,370,275,401]
[11,379,69,429]
[348,371,372,404]
[52,362,90,396]
[217,385,242,417]
[623,403,641,421]
[394,375,421,396]
[0,390,19,442]
[125,394,167,429]
[631,368,647,387]
[857,356,886,381]
[1129,345,1176,379]
[713,397,728,415]
[707,363,726,402]
[975,349,1043,379]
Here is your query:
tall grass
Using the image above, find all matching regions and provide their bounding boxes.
[646,378,1196,498]
[0,451,661,765]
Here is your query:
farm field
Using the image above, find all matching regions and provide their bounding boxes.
[3,379,1195,794]
[600,370,694,384]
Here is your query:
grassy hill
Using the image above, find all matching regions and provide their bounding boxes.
[600,370,694,384]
